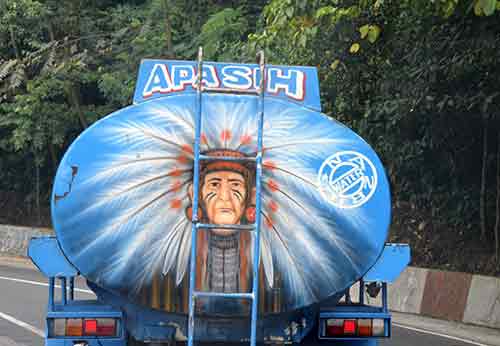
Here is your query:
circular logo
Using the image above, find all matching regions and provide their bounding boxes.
[317,151,378,209]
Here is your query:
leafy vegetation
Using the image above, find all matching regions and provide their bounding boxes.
[1,0,499,275]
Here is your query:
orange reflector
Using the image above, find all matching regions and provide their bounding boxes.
[84,319,98,335]
[343,320,356,335]
[358,319,372,336]
[66,319,83,336]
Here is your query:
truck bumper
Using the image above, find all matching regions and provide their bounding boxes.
[45,338,126,346]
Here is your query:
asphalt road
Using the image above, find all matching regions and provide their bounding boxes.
[0,264,486,346]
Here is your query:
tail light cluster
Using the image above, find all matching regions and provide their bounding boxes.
[50,318,118,337]
[324,318,387,338]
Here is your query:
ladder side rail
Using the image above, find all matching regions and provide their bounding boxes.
[250,50,266,346]
[187,49,266,346]
[187,47,204,346]
[48,277,55,311]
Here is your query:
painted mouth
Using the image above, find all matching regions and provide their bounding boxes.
[217,208,234,213]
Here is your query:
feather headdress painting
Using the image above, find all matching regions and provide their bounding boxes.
[52,94,390,313]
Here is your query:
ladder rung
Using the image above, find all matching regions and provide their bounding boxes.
[197,86,262,95]
[195,223,255,231]
[199,154,256,163]
[193,291,254,300]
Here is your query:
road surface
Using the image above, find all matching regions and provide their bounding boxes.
[0,264,492,346]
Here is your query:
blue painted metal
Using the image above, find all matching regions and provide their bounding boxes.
[319,311,391,319]
[47,310,123,318]
[89,280,318,344]
[46,52,402,344]
[363,244,411,283]
[133,59,321,112]
[28,51,413,346]
[187,47,204,346]
[187,48,265,346]
[46,338,126,346]
[28,236,78,277]
[359,279,365,305]
[250,50,265,346]
[318,306,391,342]
[199,154,256,162]
[48,277,55,311]
[193,291,253,299]
[51,88,391,313]
[382,283,388,312]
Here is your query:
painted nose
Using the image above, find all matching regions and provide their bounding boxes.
[219,183,230,201]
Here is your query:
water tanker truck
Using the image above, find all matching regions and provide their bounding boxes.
[29,50,410,346]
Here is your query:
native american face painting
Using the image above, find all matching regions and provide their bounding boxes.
[51,94,390,314]
[189,151,256,234]
[201,171,247,225]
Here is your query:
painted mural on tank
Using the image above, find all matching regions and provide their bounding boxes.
[52,61,391,315]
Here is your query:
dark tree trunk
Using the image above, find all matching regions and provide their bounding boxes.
[163,0,174,58]
[48,19,56,42]
[495,131,500,263]
[480,116,488,240]
[9,26,20,59]
[49,142,58,173]
[68,84,88,129]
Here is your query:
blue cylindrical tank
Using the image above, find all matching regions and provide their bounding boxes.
[52,93,390,316]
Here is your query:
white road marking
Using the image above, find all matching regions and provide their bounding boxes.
[0,311,44,337]
[0,275,94,294]
[393,322,492,346]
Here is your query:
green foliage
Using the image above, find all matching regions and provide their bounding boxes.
[247,0,500,267]
[475,0,497,16]
[0,0,499,272]
[359,4,500,218]
[197,8,249,60]
[0,0,267,226]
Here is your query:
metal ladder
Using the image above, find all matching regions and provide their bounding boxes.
[187,47,266,346]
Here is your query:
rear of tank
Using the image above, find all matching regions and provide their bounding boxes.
[48,59,392,345]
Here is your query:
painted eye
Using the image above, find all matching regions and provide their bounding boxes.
[209,182,220,189]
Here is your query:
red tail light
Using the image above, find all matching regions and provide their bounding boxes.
[343,320,356,335]
[84,319,97,335]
